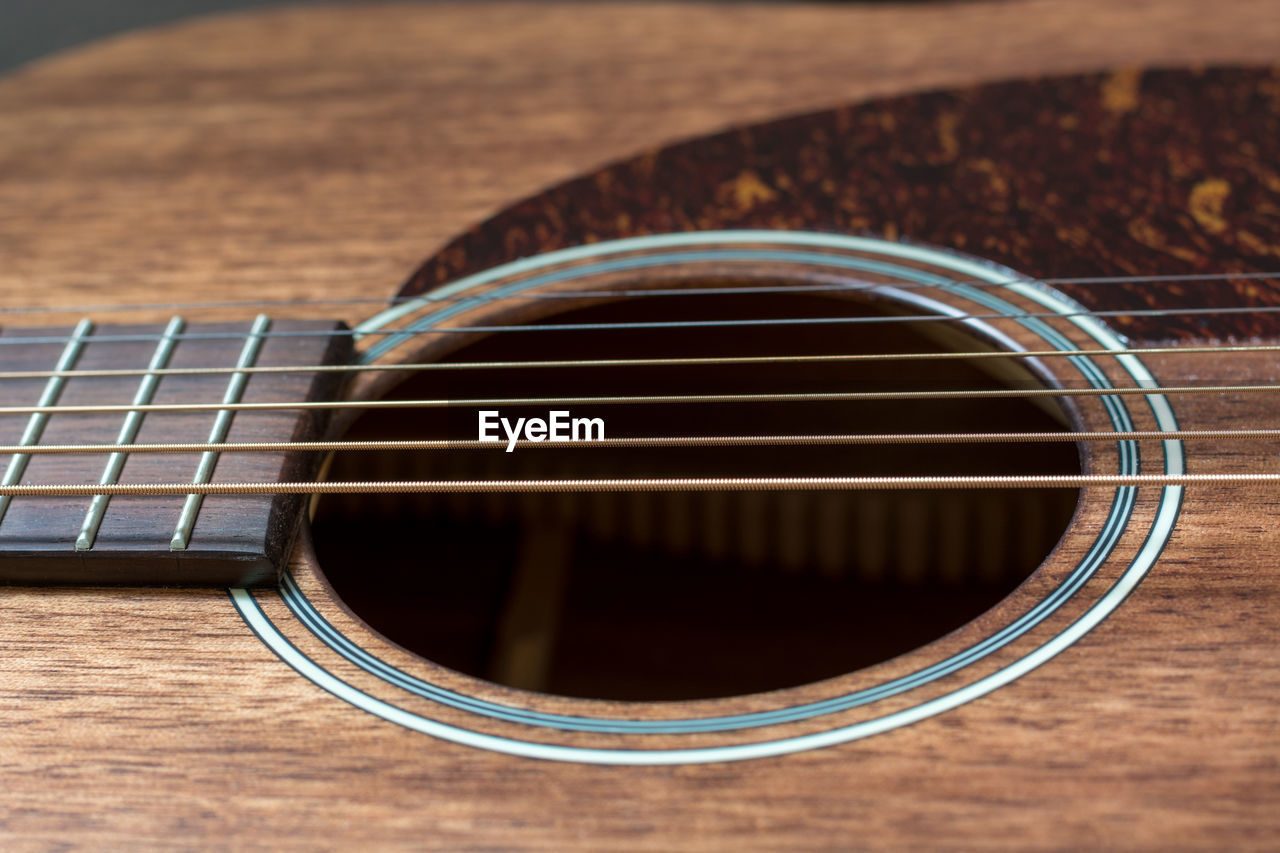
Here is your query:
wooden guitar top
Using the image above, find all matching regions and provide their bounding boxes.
[1,2,1279,849]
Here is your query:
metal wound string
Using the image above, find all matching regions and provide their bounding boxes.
[0,428,1275,458]
[0,474,1275,498]
[1,302,1280,348]
[0,342,1277,383]
[2,269,1277,316]
[0,382,1274,418]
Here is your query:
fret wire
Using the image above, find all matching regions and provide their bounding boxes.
[3,428,1279,457]
[170,314,270,552]
[0,383,1271,418]
[2,270,1277,316]
[75,316,185,551]
[0,473,1274,497]
[0,302,1278,348]
[0,342,1276,383]
[0,318,95,526]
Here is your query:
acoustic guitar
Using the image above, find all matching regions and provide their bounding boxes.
[2,1,1278,848]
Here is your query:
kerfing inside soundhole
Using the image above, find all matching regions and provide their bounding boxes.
[311,286,1080,702]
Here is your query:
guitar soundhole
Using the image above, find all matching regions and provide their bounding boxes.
[311,288,1080,701]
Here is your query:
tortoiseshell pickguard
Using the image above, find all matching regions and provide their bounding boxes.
[399,67,1280,344]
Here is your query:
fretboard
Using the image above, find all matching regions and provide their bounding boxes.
[0,316,350,586]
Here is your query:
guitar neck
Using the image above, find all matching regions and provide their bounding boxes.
[0,319,349,584]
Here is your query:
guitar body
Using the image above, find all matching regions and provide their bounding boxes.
[2,2,1279,848]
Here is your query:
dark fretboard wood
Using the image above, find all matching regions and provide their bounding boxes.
[0,318,350,586]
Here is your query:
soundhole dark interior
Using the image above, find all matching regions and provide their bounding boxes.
[311,286,1081,701]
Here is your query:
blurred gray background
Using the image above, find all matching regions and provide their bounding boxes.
[1,0,858,75]
[1,0,320,73]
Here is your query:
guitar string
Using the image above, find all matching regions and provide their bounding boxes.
[0,326,1268,486]
[0,383,1272,417]
[0,342,1277,383]
[1,302,1280,347]
[2,280,1273,492]
[0,428,1276,457]
[0,473,1274,498]
[2,270,1277,316]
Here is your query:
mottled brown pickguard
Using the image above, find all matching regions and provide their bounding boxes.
[400,67,1280,344]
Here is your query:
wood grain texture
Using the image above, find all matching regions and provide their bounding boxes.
[0,2,1278,850]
